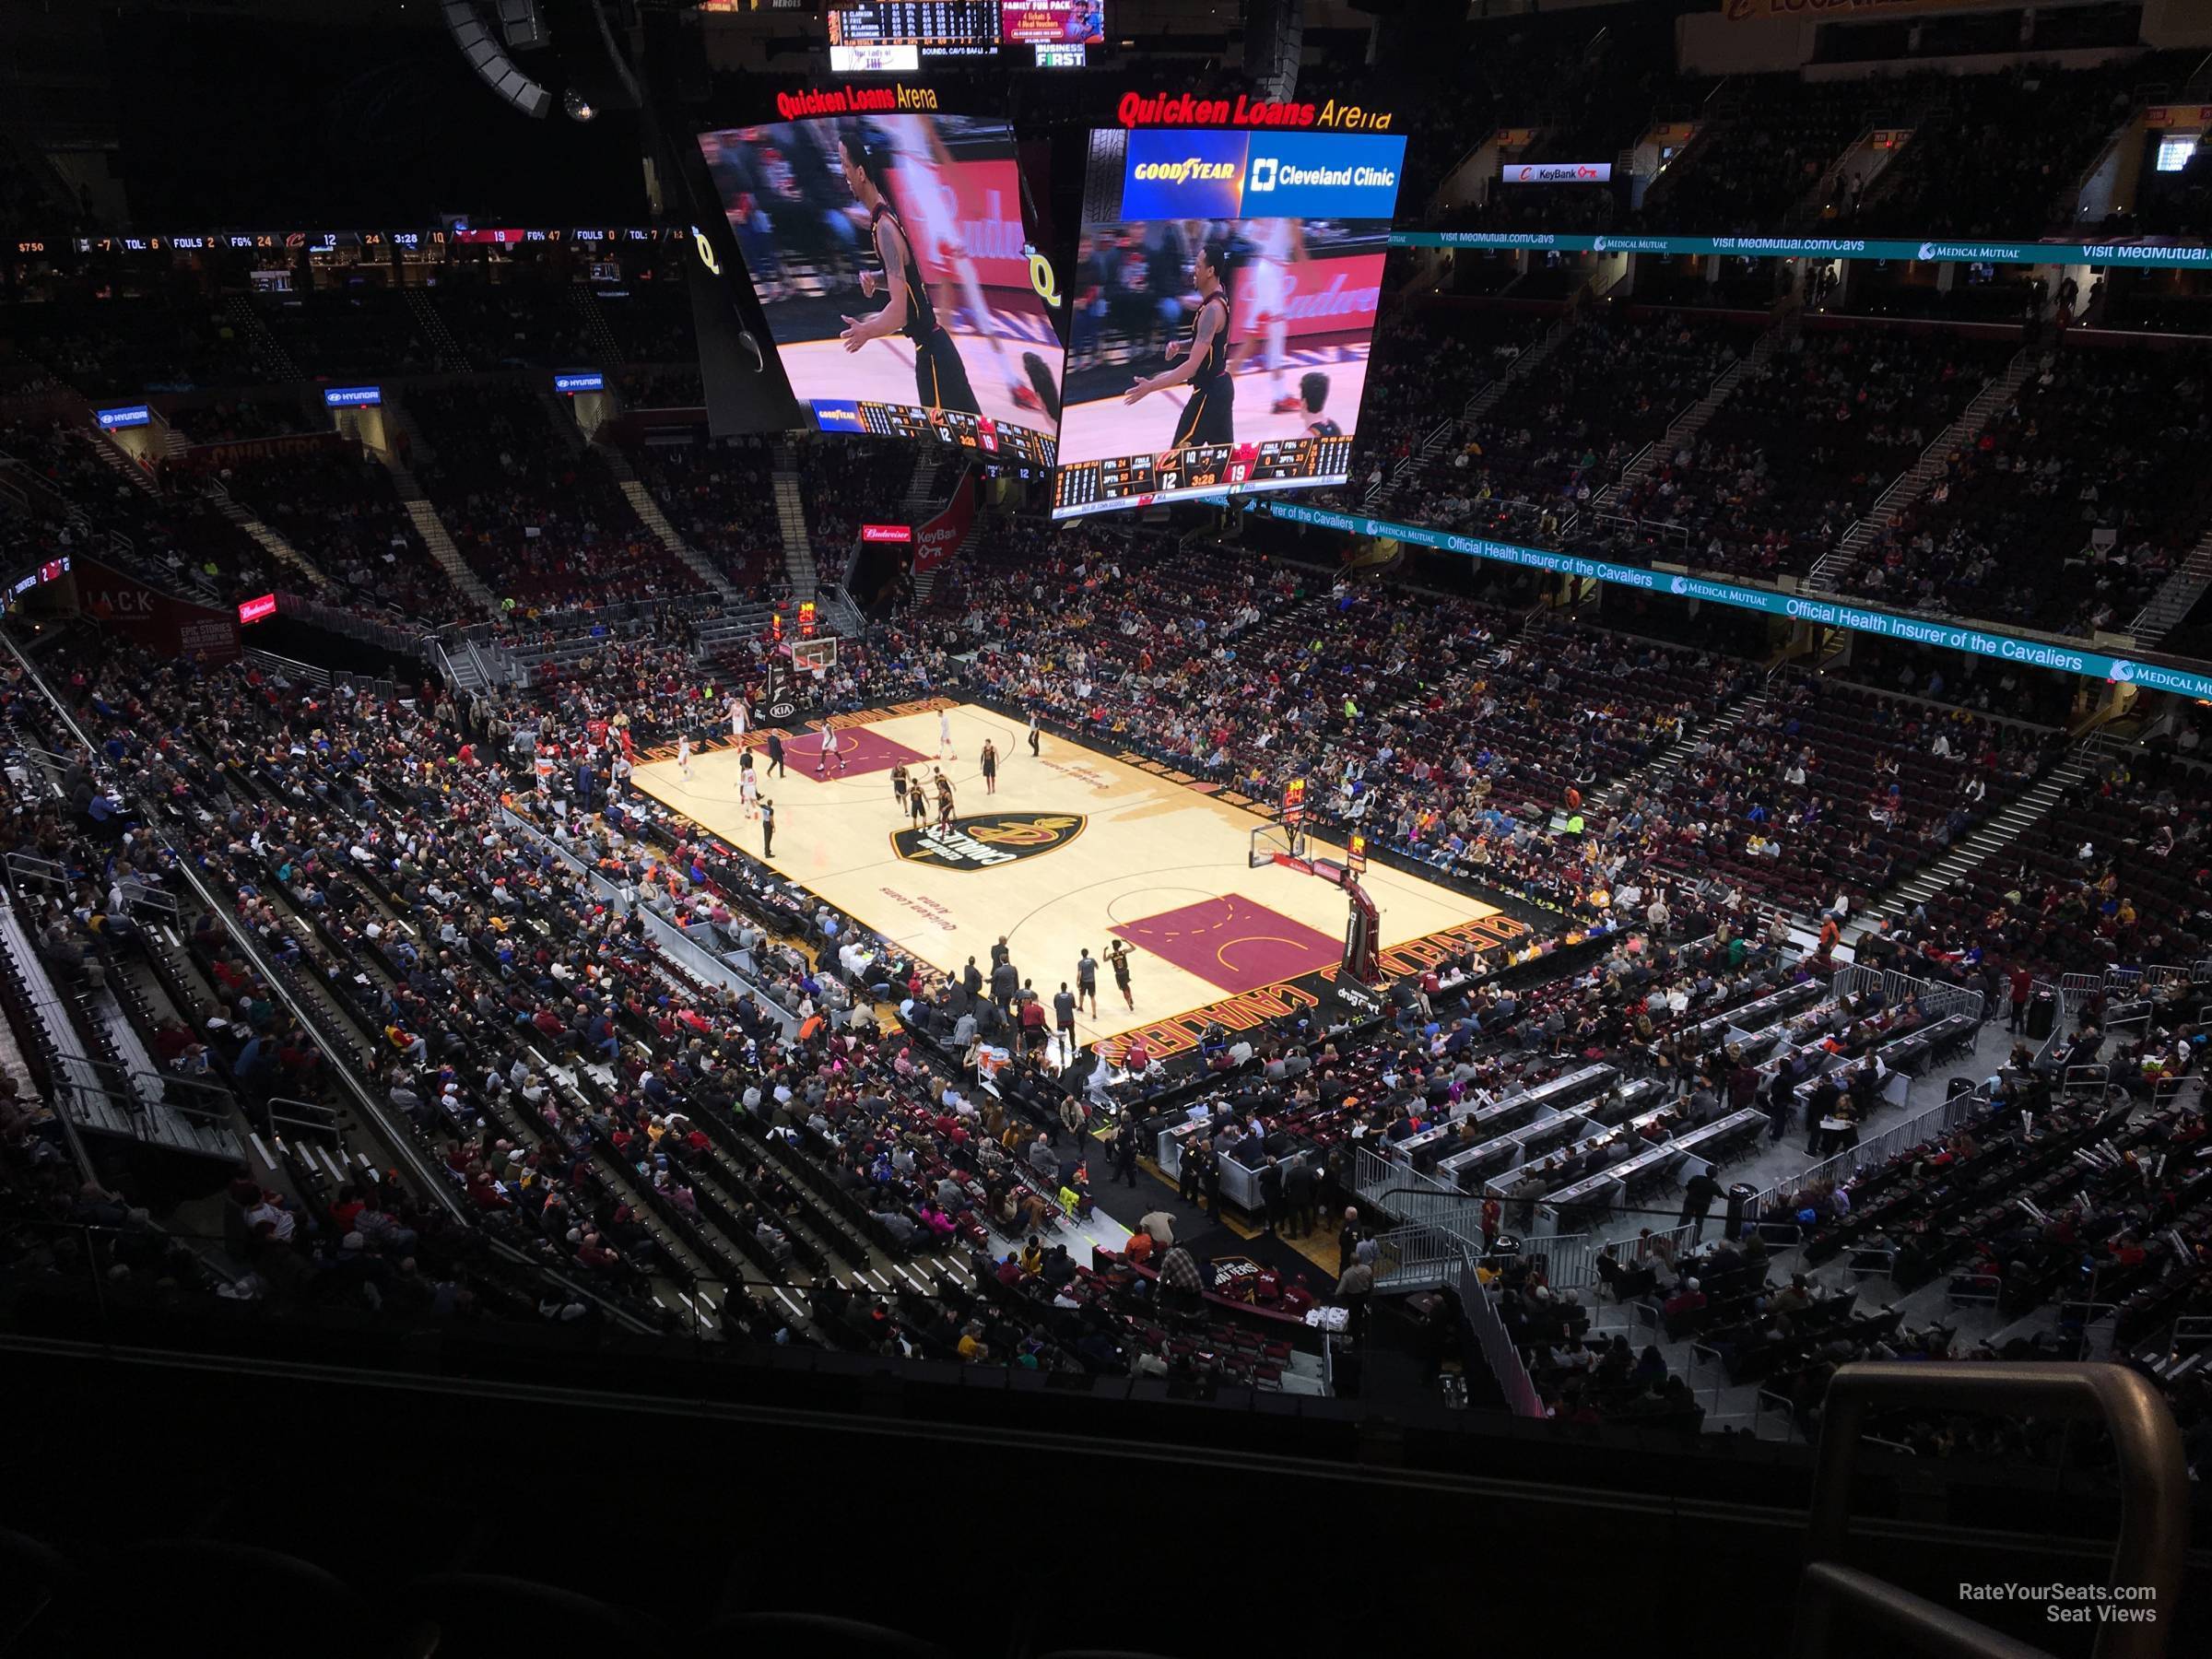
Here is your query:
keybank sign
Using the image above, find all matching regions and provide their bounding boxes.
[1262,500,2212,701]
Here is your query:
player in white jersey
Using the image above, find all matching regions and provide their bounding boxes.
[815,715,847,778]
[887,120,1046,418]
[677,733,691,778]
[729,694,748,740]
[739,766,759,818]
[1243,218,1310,413]
[937,707,956,759]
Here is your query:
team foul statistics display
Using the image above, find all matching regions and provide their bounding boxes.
[698,112,1062,465]
[1051,126,1406,520]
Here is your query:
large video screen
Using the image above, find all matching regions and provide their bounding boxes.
[698,114,1061,465]
[1001,2,1105,44]
[1052,127,1406,519]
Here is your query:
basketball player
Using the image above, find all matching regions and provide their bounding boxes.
[739,751,759,819]
[1122,241,1234,458]
[729,694,749,741]
[887,117,1045,417]
[837,127,980,416]
[1075,947,1099,1018]
[1297,371,1342,438]
[937,706,955,759]
[908,774,930,830]
[934,767,956,830]
[815,715,846,778]
[1027,708,1041,759]
[980,739,998,795]
[891,761,910,817]
[1106,938,1135,1012]
[1246,218,1311,414]
[677,732,692,779]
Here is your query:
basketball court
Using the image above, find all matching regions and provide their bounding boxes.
[631,698,1526,1064]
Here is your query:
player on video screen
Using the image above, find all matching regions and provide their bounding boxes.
[1122,240,1233,456]
[837,126,981,416]
[1240,218,1311,414]
[1300,371,1341,437]
[891,120,1046,417]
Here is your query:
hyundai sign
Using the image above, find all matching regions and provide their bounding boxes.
[1501,161,1613,184]
[553,371,605,394]
[96,405,151,429]
[237,594,277,626]
[323,385,382,407]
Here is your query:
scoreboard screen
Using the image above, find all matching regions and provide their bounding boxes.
[1051,125,1406,520]
[828,2,1000,67]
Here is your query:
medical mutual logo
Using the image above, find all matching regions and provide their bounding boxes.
[2109,660,2136,683]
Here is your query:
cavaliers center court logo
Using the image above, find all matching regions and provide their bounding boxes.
[892,813,1088,871]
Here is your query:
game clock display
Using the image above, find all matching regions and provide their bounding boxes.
[1050,431,1354,518]
[816,396,1054,464]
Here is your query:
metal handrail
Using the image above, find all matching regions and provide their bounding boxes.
[1793,1361,2187,1659]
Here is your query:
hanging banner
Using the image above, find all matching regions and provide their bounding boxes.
[912,470,977,576]
[1722,0,2018,20]
[77,559,242,663]
[171,431,348,471]
[1255,500,2212,703]
[1391,229,2212,268]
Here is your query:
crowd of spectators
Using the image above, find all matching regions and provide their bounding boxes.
[1609,327,2009,580]
[406,381,703,608]
[194,441,479,627]
[1830,341,2212,637]
[622,435,782,593]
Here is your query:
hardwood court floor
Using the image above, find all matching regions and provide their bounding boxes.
[631,701,1501,1056]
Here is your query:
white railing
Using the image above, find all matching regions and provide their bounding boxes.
[1459,1258,1547,1418]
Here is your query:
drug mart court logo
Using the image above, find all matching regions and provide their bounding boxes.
[893,813,1087,871]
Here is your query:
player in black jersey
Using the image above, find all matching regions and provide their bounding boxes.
[1122,241,1235,456]
[836,127,981,416]
[1300,371,1343,438]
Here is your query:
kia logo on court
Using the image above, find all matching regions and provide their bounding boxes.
[892,813,1087,872]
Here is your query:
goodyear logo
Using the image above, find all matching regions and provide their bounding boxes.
[1132,157,1238,184]
[893,813,1086,871]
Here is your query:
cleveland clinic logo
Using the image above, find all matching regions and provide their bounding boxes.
[1250,156,1277,194]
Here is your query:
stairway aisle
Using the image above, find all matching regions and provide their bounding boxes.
[1854,741,2098,937]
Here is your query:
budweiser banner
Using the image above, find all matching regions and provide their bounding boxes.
[78,559,241,663]
[913,469,977,576]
